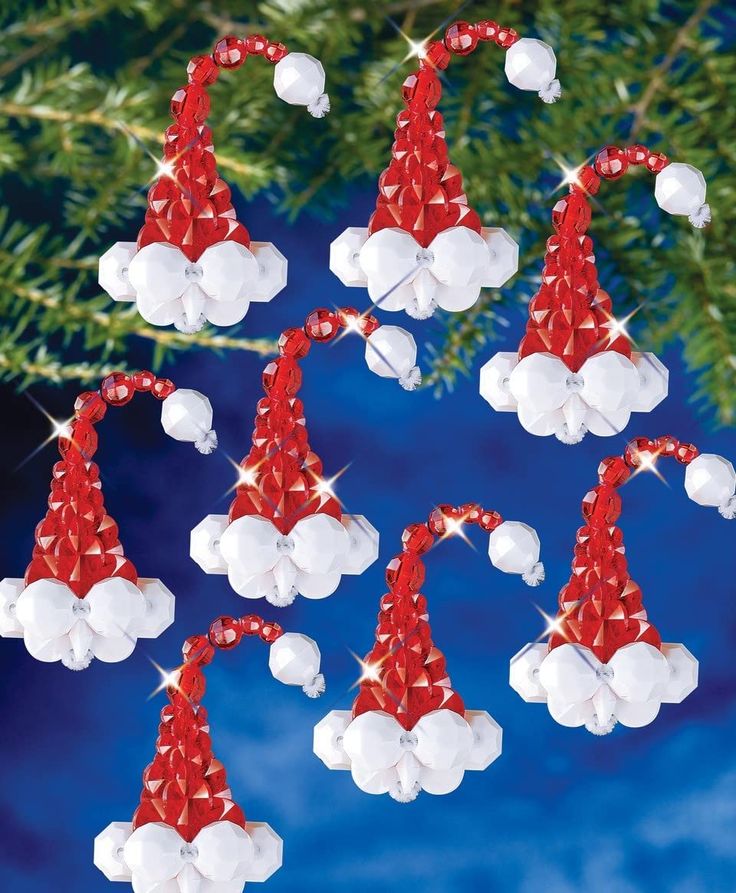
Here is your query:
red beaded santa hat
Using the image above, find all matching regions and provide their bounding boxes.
[510,436,734,736]
[314,501,544,802]
[95,613,324,890]
[99,33,329,333]
[0,371,216,670]
[480,144,711,443]
[330,17,561,320]
[191,305,429,607]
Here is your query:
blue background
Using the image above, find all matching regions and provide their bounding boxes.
[0,185,734,892]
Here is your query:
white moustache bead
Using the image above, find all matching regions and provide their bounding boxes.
[0,578,25,637]
[160,389,214,444]
[23,629,66,663]
[269,632,321,688]
[98,242,137,302]
[124,822,183,884]
[580,352,640,412]
[136,579,176,639]
[660,643,699,703]
[365,325,417,379]
[248,242,288,303]
[509,353,569,412]
[479,352,519,412]
[190,515,230,575]
[488,521,540,575]
[244,822,283,883]
[429,228,489,287]
[194,822,254,882]
[464,710,503,771]
[547,696,594,728]
[509,642,548,703]
[199,242,258,304]
[615,699,662,729]
[607,643,670,703]
[504,38,557,92]
[419,765,465,796]
[313,709,352,770]
[684,453,736,507]
[15,578,74,640]
[219,516,279,576]
[128,242,187,303]
[359,228,417,295]
[538,644,601,704]
[342,711,403,771]
[654,162,707,216]
[291,514,350,575]
[94,821,133,882]
[273,53,326,106]
[329,227,369,287]
[85,578,145,638]
[480,227,519,288]
[413,710,474,771]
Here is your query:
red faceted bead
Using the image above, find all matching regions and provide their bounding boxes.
[675,442,699,464]
[476,20,499,41]
[240,614,263,636]
[152,378,176,400]
[495,27,519,48]
[132,370,156,391]
[213,35,247,68]
[305,308,340,342]
[385,552,425,593]
[656,435,679,457]
[265,42,288,63]
[626,144,648,165]
[74,390,107,422]
[100,372,134,405]
[245,34,268,55]
[263,357,302,397]
[176,663,206,703]
[59,419,98,461]
[645,151,669,173]
[260,621,283,644]
[278,327,311,358]
[478,510,503,532]
[182,634,215,665]
[624,437,657,467]
[552,193,591,234]
[209,616,243,649]
[594,146,628,180]
[572,165,601,196]
[401,523,435,554]
[582,485,622,526]
[427,505,451,535]
[187,54,219,85]
[423,40,451,70]
[598,456,631,487]
[170,85,210,125]
[444,21,478,56]
[358,314,380,336]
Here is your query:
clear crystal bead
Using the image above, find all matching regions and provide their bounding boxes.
[566,373,584,392]
[185,263,203,282]
[180,843,199,862]
[73,600,91,617]
[276,535,295,555]
[400,730,418,750]
[416,248,434,268]
[596,664,614,683]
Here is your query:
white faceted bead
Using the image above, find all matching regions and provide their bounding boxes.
[580,351,640,412]
[313,709,352,770]
[410,268,438,317]
[128,242,187,304]
[655,162,706,216]
[350,764,394,796]
[419,765,465,795]
[219,516,280,576]
[615,698,661,729]
[67,619,94,665]
[660,642,699,703]
[433,282,481,313]
[340,515,379,575]
[204,295,250,327]
[631,351,669,412]
[504,38,557,92]
[608,642,670,702]
[584,406,630,437]
[227,568,272,600]
[248,242,288,302]
[537,644,600,704]
[136,579,176,638]
[15,578,74,640]
[199,241,258,304]
[24,630,66,663]
[291,514,350,575]
[546,696,594,728]
[85,577,146,638]
[0,578,25,637]
[365,325,417,379]
[124,823,183,884]
[413,709,474,771]
[269,632,321,687]
[488,521,540,575]
[429,227,489,287]
[99,242,137,302]
[479,352,519,412]
[509,352,569,412]
[684,453,736,507]
[296,569,341,600]
[273,53,325,106]
[591,683,618,728]
[330,227,369,287]
[195,822,254,882]
[243,822,282,883]
[509,642,548,703]
[161,389,214,443]
[518,404,564,437]
[360,228,418,298]
[190,515,229,575]
[90,631,137,664]
[464,710,503,770]
[176,283,207,333]
[342,711,403,771]
[480,227,519,288]
[94,821,133,882]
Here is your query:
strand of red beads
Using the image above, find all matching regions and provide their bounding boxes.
[519,143,672,372]
[548,436,699,664]
[352,503,503,730]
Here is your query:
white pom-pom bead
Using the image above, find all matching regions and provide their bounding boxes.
[488,521,541,576]
[273,53,326,107]
[654,162,707,217]
[160,388,215,447]
[268,632,322,690]
[365,325,418,380]
[399,366,421,391]
[308,93,330,118]
[504,38,558,94]
[689,203,711,228]
[539,78,562,103]
[684,453,736,508]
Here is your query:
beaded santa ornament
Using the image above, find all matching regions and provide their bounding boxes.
[99,33,329,333]
[314,502,544,802]
[191,306,426,607]
[480,144,712,443]
[0,371,216,669]
[510,436,734,736]
[330,18,561,320]
[95,614,324,891]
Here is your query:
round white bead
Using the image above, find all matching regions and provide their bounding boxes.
[504,38,557,92]
[160,388,214,443]
[290,514,350,575]
[359,228,418,299]
[200,241,258,304]
[273,53,325,106]
[654,162,707,216]
[124,822,183,884]
[488,520,540,575]
[684,453,736,507]
[537,644,600,704]
[615,698,661,729]
[413,709,474,771]
[509,352,569,412]
[195,821,254,882]
[219,516,280,576]
[269,632,321,687]
[631,351,669,412]
[607,642,670,703]
[128,242,187,304]
[365,325,417,379]
[342,711,403,771]
[429,227,489,287]
[85,577,145,638]
[580,351,640,412]
[15,578,75,640]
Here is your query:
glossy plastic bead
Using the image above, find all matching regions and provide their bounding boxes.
[305,308,340,342]
[646,152,669,173]
[209,616,243,649]
[262,357,302,397]
[626,144,648,165]
[402,523,435,554]
[385,552,425,593]
[100,372,135,405]
[74,391,107,422]
[478,511,503,532]
[132,370,155,391]
[423,40,451,70]
[495,27,519,48]
[444,22,478,55]
[581,485,622,526]
[476,20,499,41]
[214,35,247,69]
[187,55,219,85]
[675,442,699,464]
[572,165,600,195]
[594,146,628,180]
[260,621,283,644]
[241,614,263,636]
[246,34,268,55]
[278,327,311,358]
[152,378,176,400]
[624,437,657,467]
[656,435,679,457]
[170,85,210,125]
[598,456,631,487]
[265,42,288,63]
[182,634,215,665]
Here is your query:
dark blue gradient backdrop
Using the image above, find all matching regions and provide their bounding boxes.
[0,191,734,893]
